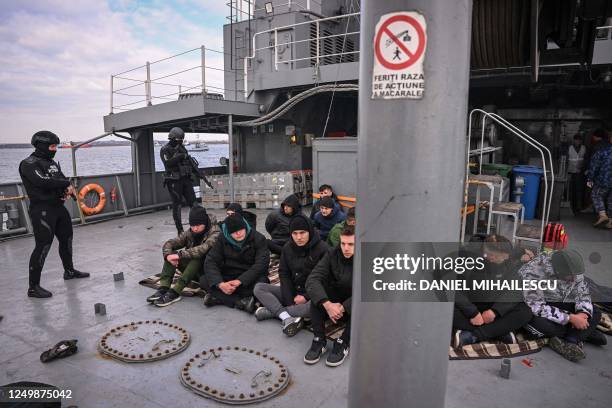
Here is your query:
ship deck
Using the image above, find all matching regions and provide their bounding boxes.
[0,207,611,407]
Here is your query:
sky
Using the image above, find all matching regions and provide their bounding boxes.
[0,0,232,143]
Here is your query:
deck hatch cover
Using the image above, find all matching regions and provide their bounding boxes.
[180,346,290,404]
[98,320,190,363]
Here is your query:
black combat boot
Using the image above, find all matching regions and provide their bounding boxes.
[63,269,90,280]
[28,285,53,298]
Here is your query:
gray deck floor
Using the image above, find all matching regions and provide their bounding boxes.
[0,207,610,407]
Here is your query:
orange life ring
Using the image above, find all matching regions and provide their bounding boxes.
[78,184,106,216]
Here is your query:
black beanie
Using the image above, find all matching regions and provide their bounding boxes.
[225,214,246,234]
[290,215,310,233]
[189,206,209,227]
[319,197,334,209]
[551,249,584,278]
[226,203,243,214]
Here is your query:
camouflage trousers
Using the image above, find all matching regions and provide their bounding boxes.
[591,185,611,214]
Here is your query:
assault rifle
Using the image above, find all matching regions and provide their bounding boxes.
[188,156,213,189]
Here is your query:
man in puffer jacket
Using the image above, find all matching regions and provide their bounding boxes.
[265,194,302,254]
[202,214,270,313]
[147,206,220,307]
[519,249,605,362]
[313,197,347,242]
[304,225,354,368]
[254,214,329,337]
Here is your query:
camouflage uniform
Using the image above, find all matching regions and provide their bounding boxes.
[518,253,600,342]
[588,144,612,214]
[518,253,593,324]
[160,215,220,293]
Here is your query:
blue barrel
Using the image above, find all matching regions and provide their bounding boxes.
[512,165,544,220]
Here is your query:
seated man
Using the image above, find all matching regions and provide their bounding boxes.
[147,207,220,307]
[254,214,329,336]
[304,225,354,367]
[453,235,533,347]
[310,184,336,219]
[327,207,356,247]
[226,202,257,230]
[202,214,270,313]
[520,248,605,362]
[265,194,301,255]
[313,197,346,242]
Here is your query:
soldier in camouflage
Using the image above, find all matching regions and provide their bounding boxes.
[587,140,612,229]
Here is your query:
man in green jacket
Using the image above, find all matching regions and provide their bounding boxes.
[327,207,355,247]
[147,206,220,307]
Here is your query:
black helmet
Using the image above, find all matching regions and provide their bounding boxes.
[168,127,185,141]
[31,131,60,148]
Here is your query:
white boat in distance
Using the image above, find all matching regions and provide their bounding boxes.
[187,137,209,152]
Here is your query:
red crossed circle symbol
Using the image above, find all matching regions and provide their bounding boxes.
[375,15,426,70]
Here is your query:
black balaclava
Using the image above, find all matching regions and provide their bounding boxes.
[32,130,59,160]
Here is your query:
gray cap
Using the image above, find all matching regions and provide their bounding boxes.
[551,249,585,278]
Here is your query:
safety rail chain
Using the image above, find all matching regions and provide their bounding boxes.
[243,11,361,95]
[110,46,245,113]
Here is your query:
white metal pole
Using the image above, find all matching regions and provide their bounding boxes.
[201,45,207,95]
[145,61,152,106]
[110,75,114,114]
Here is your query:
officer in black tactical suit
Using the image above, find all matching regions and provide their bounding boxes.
[19,131,90,298]
[161,127,198,235]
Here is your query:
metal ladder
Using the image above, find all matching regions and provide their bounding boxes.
[461,109,554,247]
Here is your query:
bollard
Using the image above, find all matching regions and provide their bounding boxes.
[113,272,124,282]
[500,358,511,379]
[94,303,106,316]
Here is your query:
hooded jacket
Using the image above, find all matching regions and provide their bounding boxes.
[278,215,329,306]
[162,215,220,260]
[19,150,71,206]
[326,220,348,247]
[313,203,347,242]
[204,225,270,288]
[265,194,302,241]
[306,246,353,314]
[518,253,593,325]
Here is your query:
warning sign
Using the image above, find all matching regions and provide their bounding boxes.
[371,12,427,100]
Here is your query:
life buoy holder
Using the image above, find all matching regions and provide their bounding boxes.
[78,184,106,216]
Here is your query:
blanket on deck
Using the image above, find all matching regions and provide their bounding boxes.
[139,261,611,358]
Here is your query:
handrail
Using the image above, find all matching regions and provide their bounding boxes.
[110,45,245,112]
[461,109,553,247]
[243,12,360,96]
[489,113,554,226]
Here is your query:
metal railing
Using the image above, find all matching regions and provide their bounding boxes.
[110,46,245,113]
[461,109,554,246]
[243,11,360,95]
[227,0,324,22]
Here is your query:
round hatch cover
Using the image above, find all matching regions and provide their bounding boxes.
[180,346,290,405]
[98,320,190,363]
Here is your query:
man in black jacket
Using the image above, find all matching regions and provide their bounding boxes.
[265,194,301,255]
[304,225,354,367]
[19,131,89,298]
[201,214,270,313]
[254,214,329,336]
[160,127,197,235]
[453,235,532,348]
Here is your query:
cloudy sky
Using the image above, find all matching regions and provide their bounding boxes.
[0,0,231,143]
